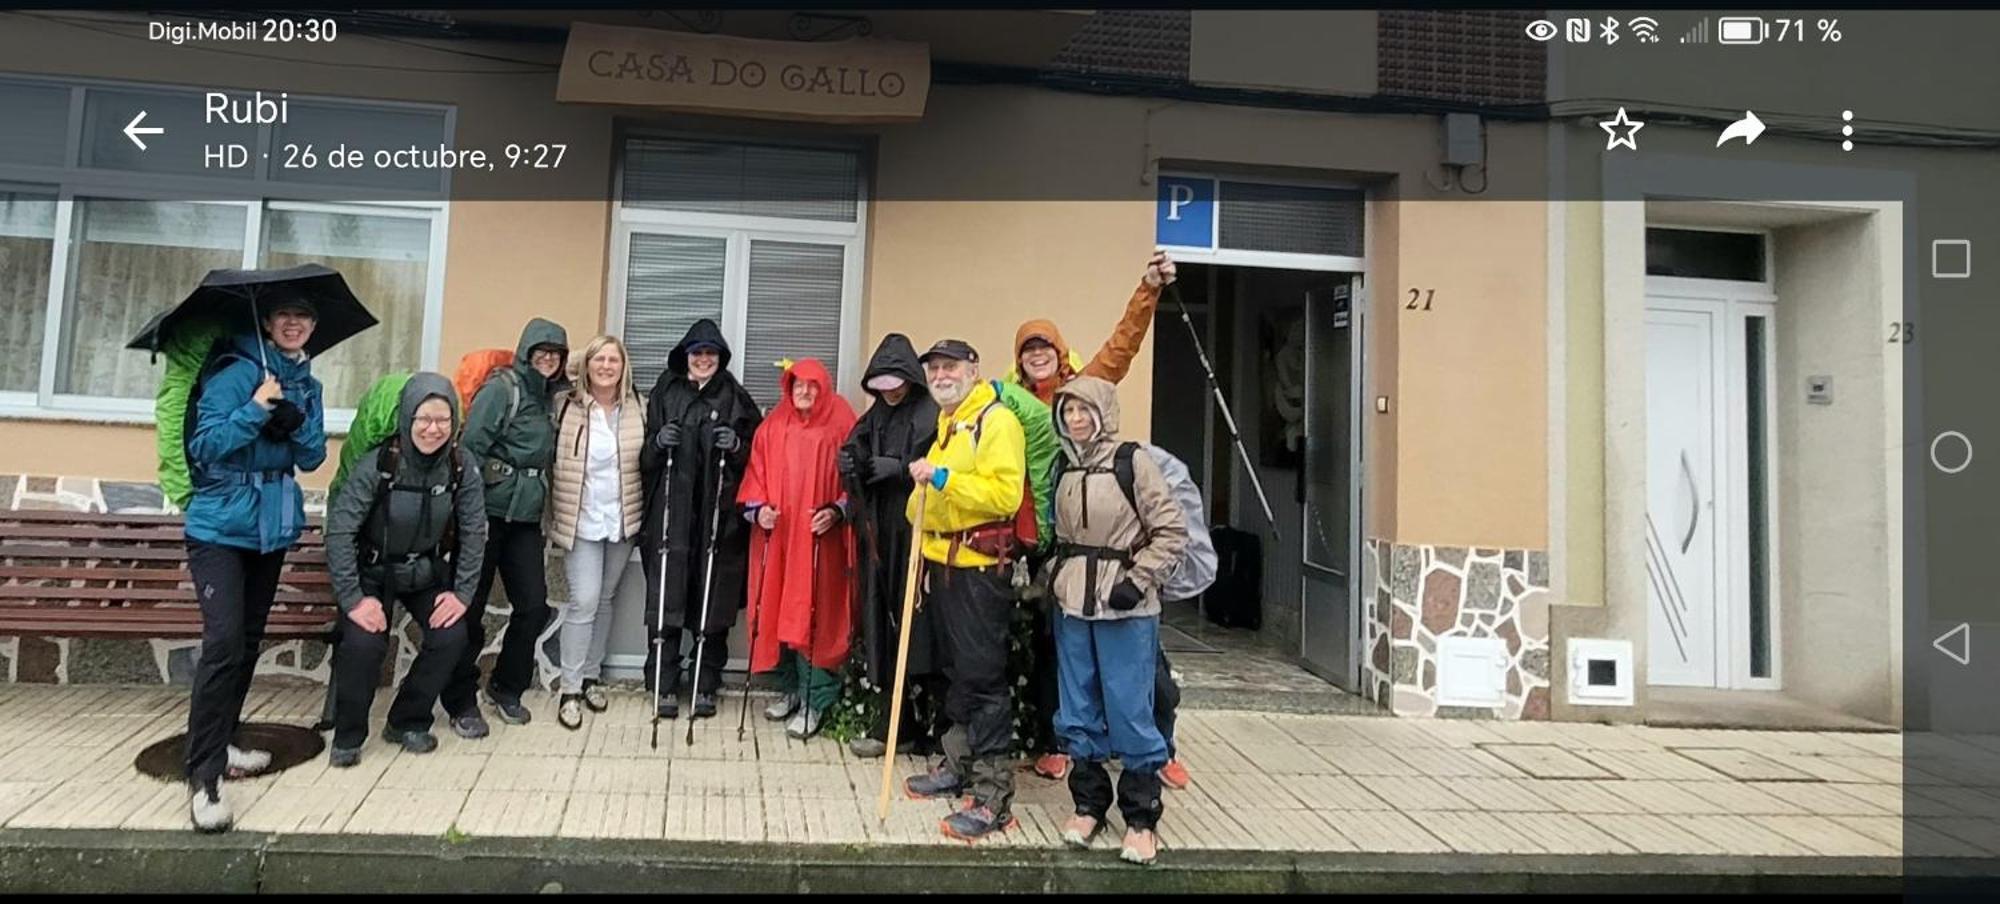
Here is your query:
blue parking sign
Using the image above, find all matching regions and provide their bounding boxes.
[1156,176,1214,250]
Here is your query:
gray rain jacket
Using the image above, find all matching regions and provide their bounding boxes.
[324,372,488,610]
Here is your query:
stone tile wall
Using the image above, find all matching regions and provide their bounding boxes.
[1362,539,1552,720]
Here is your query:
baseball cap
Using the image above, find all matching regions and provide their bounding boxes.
[919,338,979,364]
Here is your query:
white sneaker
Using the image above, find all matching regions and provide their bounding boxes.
[785,707,822,740]
[764,693,801,722]
[226,745,272,778]
[190,782,232,833]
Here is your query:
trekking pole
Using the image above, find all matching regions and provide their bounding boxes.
[1165,280,1281,540]
[650,448,676,751]
[877,482,929,823]
[686,441,728,748]
[793,524,826,748]
[736,527,765,742]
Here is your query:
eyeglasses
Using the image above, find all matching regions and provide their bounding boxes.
[413,416,453,429]
[531,348,564,361]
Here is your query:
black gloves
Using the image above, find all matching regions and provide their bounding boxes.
[262,399,305,441]
[654,422,682,451]
[837,447,862,481]
[867,456,903,484]
[1107,579,1145,612]
[710,425,741,452]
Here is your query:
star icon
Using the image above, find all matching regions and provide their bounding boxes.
[1600,107,1644,151]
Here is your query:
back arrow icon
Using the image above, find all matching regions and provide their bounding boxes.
[124,111,164,151]
[1935,623,1971,666]
[1716,111,1766,147]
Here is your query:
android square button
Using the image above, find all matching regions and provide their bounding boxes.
[1933,239,1972,279]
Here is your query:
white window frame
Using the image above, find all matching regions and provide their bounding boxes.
[605,133,868,407]
[0,73,454,432]
[1155,169,1368,273]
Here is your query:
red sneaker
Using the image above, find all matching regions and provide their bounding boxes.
[1160,758,1191,791]
[1033,753,1071,780]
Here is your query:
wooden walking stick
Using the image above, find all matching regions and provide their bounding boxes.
[877,481,930,824]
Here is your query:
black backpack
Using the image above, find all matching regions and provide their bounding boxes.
[366,433,466,569]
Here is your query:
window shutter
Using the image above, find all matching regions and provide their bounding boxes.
[1218,181,1364,257]
[742,241,844,409]
[621,233,725,386]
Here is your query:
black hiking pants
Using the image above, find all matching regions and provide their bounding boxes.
[184,541,287,788]
[443,518,550,715]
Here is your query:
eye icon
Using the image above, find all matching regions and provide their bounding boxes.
[1525,19,1559,42]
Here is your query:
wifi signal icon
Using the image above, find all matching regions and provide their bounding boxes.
[1629,17,1661,43]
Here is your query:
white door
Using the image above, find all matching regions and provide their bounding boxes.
[1645,304,1722,687]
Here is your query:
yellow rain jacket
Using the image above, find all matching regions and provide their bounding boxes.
[905,379,1026,568]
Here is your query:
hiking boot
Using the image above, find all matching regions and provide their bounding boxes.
[1120,828,1160,865]
[940,805,1014,843]
[580,680,610,713]
[1060,813,1104,849]
[903,766,964,801]
[558,694,585,731]
[381,727,438,754]
[785,708,823,740]
[486,692,532,725]
[449,713,490,740]
[1033,753,1071,780]
[328,746,362,769]
[692,693,718,719]
[1161,758,1191,791]
[225,744,272,779]
[763,693,801,722]
[655,695,680,720]
[189,780,231,833]
[848,737,912,758]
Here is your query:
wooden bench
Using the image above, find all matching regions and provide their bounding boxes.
[0,509,337,639]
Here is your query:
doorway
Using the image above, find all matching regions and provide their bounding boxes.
[1151,262,1366,702]
[1643,261,1778,690]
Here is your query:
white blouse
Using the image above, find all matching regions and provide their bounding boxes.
[577,403,623,543]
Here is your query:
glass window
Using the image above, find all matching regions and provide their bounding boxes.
[58,199,247,399]
[261,208,434,409]
[0,189,58,392]
[742,241,844,408]
[621,233,726,384]
[271,102,449,194]
[81,87,257,178]
[1646,228,1767,280]
[0,80,72,167]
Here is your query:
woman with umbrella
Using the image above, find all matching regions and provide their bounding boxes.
[133,265,371,833]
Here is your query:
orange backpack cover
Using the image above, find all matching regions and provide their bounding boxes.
[453,348,516,409]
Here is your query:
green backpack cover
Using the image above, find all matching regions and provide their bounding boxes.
[985,379,1058,552]
[330,372,414,501]
[154,320,231,511]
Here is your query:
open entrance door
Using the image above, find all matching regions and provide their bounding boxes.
[1301,279,1362,689]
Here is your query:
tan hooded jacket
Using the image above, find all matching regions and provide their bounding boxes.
[1049,376,1188,621]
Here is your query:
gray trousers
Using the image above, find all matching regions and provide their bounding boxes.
[559,537,635,694]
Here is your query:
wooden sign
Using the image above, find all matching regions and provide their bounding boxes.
[558,21,930,123]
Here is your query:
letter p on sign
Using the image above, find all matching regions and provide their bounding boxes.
[1155,176,1215,250]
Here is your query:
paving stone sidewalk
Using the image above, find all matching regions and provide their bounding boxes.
[0,684,1950,861]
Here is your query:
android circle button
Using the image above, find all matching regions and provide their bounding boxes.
[1931,431,1973,475]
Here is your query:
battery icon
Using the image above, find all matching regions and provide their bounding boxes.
[1718,17,1766,44]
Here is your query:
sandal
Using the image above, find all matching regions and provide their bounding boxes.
[557,694,585,731]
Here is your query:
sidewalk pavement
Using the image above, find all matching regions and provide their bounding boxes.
[0,682,1957,889]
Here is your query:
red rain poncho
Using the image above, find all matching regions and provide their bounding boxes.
[737,358,859,672]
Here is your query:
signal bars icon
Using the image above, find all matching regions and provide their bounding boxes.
[1681,18,1711,44]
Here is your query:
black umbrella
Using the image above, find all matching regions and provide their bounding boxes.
[125,263,378,365]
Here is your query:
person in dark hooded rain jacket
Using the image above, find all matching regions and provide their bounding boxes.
[837,334,943,758]
[181,299,327,833]
[322,373,487,767]
[641,319,762,718]
[442,318,568,733]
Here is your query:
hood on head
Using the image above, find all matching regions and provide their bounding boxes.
[514,318,569,373]
[862,333,926,402]
[1053,375,1121,461]
[1010,319,1086,386]
[779,358,835,417]
[669,318,732,377]
[396,371,460,459]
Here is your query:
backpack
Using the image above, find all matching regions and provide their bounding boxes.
[156,325,250,510]
[366,432,466,567]
[330,372,413,501]
[453,348,520,417]
[1054,442,1218,602]
[956,379,1055,559]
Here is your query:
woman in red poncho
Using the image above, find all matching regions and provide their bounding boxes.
[737,358,858,740]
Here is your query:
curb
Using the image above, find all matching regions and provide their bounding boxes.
[0,828,1908,893]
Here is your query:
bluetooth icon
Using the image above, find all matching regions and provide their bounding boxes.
[1599,16,1622,45]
